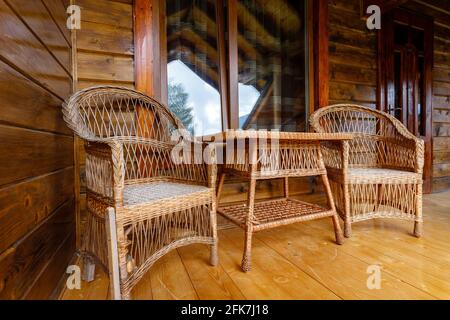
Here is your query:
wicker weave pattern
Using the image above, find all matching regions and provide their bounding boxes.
[310,104,424,238]
[224,142,326,178]
[63,86,218,299]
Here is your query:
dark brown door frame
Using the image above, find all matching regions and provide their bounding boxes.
[377,8,434,193]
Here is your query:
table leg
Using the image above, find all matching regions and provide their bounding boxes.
[242,177,256,272]
[216,172,226,202]
[321,174,344,245]
[284,177,289,199]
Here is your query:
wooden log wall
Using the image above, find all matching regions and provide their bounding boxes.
[328,0,378,108]
[0,0,75,299]
[73,0,135,218]
[328,0,450,192]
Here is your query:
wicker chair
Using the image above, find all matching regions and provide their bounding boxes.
[310,104,424,238]
[63,86,218,299]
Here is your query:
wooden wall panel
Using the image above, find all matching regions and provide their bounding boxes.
[77,52,134,82]
[0,168,74,253]
[0,126,73,186]
[0,0,75,299]
[43,0,72,43]
[0,0,71,99]
[24,231,76,299]
[0,62,71,135]
[0,200,75,299]
[76,0,133,29]
[328,0,377,108]
[77,21,134,55]
[7,0,71,73]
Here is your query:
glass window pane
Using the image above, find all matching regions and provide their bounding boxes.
[237,0,307,131]
[166,0,222,136]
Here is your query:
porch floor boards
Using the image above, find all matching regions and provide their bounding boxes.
[60,191,450,300]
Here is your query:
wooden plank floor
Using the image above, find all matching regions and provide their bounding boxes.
[61,191,450,300]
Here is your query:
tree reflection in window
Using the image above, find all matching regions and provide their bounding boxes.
[168,79,194,135]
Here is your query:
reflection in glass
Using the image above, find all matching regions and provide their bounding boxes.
[237,0,307,131]
[166,0,222,136]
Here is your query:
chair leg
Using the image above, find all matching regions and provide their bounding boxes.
[105,207,122,300]
[210,242,219,266]
[210,202,219,266]
[216,173,226,202]
[344,220,352,238]
[241,229,253,272]
[414,221,423,238]
[414,184,423,238]
[343,184,352,238]
[332,215,344,245]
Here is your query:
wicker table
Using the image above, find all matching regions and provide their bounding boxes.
[202,130,353,272]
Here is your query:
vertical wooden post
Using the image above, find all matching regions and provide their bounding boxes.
[134,0,160,98]
[313,0,329,109]
[216,0,230,130]
[227,0,239,129]
[105,207,121,300]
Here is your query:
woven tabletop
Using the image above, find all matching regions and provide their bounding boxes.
[201,130,353,142]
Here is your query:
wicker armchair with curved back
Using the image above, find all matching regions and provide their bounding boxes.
[310,104,424,238]
[63,86,218,300]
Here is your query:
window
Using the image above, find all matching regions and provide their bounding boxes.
[164,0,309,135]
[166,0,222,136]
[236,0,307,131]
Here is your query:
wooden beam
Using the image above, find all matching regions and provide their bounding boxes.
[134,0,160,98]
[228,0,239,129]
[313,0,329,108]
[217,0,229,130]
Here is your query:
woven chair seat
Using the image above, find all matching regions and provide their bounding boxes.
[123,182,210,206]
[348,168,422,184]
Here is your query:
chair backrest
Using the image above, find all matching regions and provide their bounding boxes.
[63,86,197,184]
[63,86,185,142]
[310,104,417,170]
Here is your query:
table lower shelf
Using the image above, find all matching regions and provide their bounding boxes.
[218,198,335,232]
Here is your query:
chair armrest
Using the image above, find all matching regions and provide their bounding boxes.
[320,140,350,171]
[85,140,125,205]
[383,130,424,174]
[171,140,218,189]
